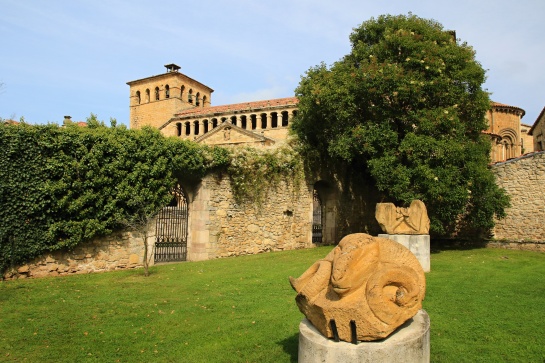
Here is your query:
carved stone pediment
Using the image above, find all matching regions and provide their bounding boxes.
[195,122,275,147]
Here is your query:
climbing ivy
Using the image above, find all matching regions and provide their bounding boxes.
[0,118,229,275]
[228,146,305,206]
[0,114,306,275]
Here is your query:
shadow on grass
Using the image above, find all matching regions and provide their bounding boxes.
[277,333,299,363]
[430,238,489,254]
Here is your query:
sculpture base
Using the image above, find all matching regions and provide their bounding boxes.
[378,234,430,272]
[298,310,430,363]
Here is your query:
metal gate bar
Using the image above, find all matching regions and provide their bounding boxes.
[312,190,323,243]
[154,185,188,262]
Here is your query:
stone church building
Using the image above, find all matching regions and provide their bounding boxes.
[6,64,541,279]
[126,64,386,264]
[126,64,534,265]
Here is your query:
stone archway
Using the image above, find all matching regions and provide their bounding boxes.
[154,184,188,262]
[312,181,337,244]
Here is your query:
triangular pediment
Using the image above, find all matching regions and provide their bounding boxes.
[195,122,276,146]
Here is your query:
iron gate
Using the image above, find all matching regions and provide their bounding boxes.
[154,185,188,262]
[312,189,323,243]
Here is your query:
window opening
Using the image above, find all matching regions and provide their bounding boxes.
[194,120,199,135]
[282,111,289,127]
[271,113,278,128]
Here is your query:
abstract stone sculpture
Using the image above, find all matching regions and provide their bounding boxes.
[290,233,425,342]
[375,200,430,235]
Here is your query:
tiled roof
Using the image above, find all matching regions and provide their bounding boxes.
[173,97,299,118]
[490,101,525,117]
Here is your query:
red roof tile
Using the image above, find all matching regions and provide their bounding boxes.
[173,97,298,118]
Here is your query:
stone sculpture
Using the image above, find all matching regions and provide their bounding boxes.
[375,200,430,235]
[290,233,425,342]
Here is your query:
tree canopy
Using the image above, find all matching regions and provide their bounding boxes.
[291,14,509,235]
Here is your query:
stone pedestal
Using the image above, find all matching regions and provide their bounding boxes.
[298,309,430,363]
[379,234,430,272]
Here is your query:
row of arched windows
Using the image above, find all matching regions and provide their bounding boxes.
[175,111,296,137]
[134,85,207,107]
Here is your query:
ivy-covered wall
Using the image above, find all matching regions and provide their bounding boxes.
[0,120,229,275]
[0,120,384,279]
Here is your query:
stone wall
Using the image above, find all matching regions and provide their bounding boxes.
[492,151,545,242]
[187,174,313,260]
[3,230,152,280]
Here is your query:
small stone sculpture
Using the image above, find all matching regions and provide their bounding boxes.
[375,200,430,235]
[290,233,425,342]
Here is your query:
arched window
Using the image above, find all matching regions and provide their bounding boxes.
[196,92,201,106]
[251,114,257,130]
[193,120,200,135]
[136,91,141,105]
[203,120,209,133]
[181,85,185,98]
[260,114,267,129]
[188,89,193,104]
[165,85,170,99]
[184,122,190,136]
[271,113,278,128]
[155,87,160,101]
[212,118,218,128]
[281,111,289,127]
[176,122,182,136]
[145,89,150,103]
[241,115,247,129]
[202,95,207,107]
[231,116,237,126]
[499,129,518,160]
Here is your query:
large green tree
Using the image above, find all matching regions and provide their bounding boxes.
[292,14,509,235]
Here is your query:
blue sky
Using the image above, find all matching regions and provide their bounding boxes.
[1,0,544,127]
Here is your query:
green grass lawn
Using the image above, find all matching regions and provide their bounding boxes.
[1,246,544,362]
